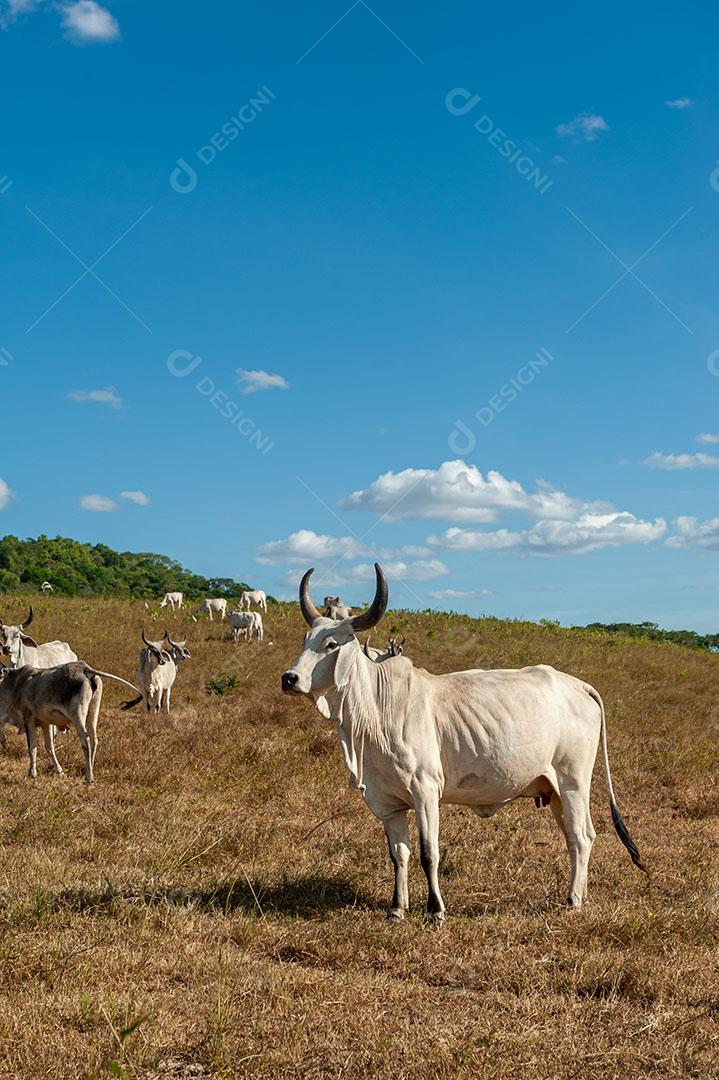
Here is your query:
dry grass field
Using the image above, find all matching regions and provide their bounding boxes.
[0,596,717,1079]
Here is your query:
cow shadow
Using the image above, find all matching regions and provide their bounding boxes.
[51,872,381,918]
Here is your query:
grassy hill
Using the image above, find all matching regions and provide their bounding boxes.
[0,598,716,1078]
[0,535,253,599]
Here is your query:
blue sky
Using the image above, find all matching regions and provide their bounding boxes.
[2,0,719,629]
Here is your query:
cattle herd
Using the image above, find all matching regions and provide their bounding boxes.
[0,587,270,784]
[0,567,651,924]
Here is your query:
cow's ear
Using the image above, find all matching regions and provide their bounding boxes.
[334,638,359,689]
[20,635,38,647]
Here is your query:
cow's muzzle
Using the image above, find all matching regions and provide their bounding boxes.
[281,671,300,693]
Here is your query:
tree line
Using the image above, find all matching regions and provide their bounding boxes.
[0,535,255,600]
[580,621,719,652]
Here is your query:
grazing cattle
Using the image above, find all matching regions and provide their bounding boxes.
[160,591,184,610]
[228,610,263,643]
[0,661,142,783]
[323,595,352,620]
[364,635,405,661]
[121,630,191,714]
[193,598,228,622]
[40,581,53,593]
[240,589,267,613]
[282,564,645,924]
[0,607,77,670]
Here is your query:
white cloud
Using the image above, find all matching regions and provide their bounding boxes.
[428,588,491,600]
[665,97,692,110]
[80,494,117,512]
[60,1,119,42]
[256,529,432,566]
[120,490,149,506]
[644,451,719,470]
[68,386,122,409]
[0,479,12,508]
[429,512,666,557]
[696,433,719,444]
[257,529,369,566]
[0,0,42,27]
[338,460,613,524]
[236,369,289,395]
[556,113,609,142]
[280,558,448,589]
[665,516,719,550]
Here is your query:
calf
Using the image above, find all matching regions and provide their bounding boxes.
[229,610,263,643]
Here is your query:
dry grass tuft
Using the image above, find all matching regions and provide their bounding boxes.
[0,598,717,1078]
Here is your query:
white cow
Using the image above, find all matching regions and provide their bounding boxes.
[323,596,352,620]
[0,660,142,783]
[193,598,227,622]
[240,589,267,613]
[40,581,54,593]
[121,630,191,714]
[160,591,184,611]
[0,607,77,670]
[282,564,645,924]
[229,610,263,643]
[364,635,405,661]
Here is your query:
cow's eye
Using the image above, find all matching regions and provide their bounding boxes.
[326,640,339,650]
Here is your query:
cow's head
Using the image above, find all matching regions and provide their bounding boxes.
[142,630,170,665]
[282,564,388,699]
[163,630,191,662]
[0,608,38,667]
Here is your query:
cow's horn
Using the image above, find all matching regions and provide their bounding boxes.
[364,636,372,657]
[22,606,34,629]
[299,568,323,626]
[350,564,388,633]
[141,629,153,648]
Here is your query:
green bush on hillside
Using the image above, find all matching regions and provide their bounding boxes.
[0,534,259,601]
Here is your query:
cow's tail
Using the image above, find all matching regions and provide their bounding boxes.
[83,667,145,701]
[586,686,647,873]
[119,695,144,711]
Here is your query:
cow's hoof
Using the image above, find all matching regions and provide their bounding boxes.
[386,909,405,924]
[427,911,446,928]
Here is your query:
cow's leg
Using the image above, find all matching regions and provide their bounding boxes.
[384,809,411,921]
[549,792,566,838]
[43,724,64,775]
[165,687,171,713]
[25,718,38,779]
[414,793,445,924]
[73,714,93,784]
[556,780,595,908]
[87,682,101,772]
